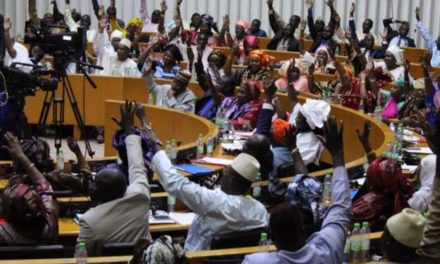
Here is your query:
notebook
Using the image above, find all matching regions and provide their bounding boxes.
[175,163,214,175]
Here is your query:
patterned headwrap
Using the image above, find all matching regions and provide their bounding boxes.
[235,20,250,30]
[20,137,53,173]
[126,17,143,30]
[367,157,414,213]
[244,35,259,47]
[243,79,262,100]
[271,118,290,145]
[249,49,274,68]
[1,183,44,224]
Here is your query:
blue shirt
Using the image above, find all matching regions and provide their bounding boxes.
[153,60,180,79]
[247,29,268,38]
[243,166,351,264]
[416,21,440,67]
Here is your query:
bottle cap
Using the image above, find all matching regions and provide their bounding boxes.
[354,223,361,229]
[261,232,267,239]
[362,222,369,228]
[78,242,86,248]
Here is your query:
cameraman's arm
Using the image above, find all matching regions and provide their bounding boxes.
[4,19,16,59]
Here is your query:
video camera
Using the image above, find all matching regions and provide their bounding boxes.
[24,25,87,67]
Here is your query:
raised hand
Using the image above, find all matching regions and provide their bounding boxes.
[355,121,371,149]
[350,2,355,16]
[177,0,183,6]
[287,59,296,83]
[267,0,274,10]
[306,0,313,10]
[415,7,420,21]
[160,0,167,13]
[325,0,334,8]
[420,52,432,70]
[299,19,307,32]
[3,18,11,31]
[380,27,388,40]
[264,78,277,101]
[67,137,81,154]
[284,125,297,151]
[98,15,108,31]
[135,101,147,125]
[98,4,105,18]
[222,15,230,29]
[321,116,344,166]
[2,132,26,163]
[111,100,136,135]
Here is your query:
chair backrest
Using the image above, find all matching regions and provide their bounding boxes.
[101,241,136,256]
[0,244,64,259]
[210,227,267,250]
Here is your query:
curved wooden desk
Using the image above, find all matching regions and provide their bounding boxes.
[103,100,218,156]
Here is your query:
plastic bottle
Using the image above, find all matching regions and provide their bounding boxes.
[167,195,176,212]
[57,148,64,171]
[206,133,214,156]
[343,231,351,264]
[148,94,154,105]
[396,123,404,144]
[360,222,371,262]
[74,241,87,264]
[350,223,362,263]
[196,134,204,159]
[165,140,172,159]
[374,105,382,121]
[258,232,270,252]
[358,99,365,113]
[389,122,396,135]
[362,156,369,177]
[322,174,332,207]
[170,139,177,163]
[252,173,262,200]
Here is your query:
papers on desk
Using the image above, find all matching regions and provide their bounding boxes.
[149,210,176,224]
[169,212,195,225]
[402,164,418,173]
[221,141,243,152]
[196,157,233,166]
[405,147,433,155]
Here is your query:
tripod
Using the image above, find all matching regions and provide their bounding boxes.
[38,56,100,158]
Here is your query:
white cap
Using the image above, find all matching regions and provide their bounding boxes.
[299,99,331,130]
[386,208,426,248]
[110,30,124,40]
[119,38,132,49]
[230,153,260,182]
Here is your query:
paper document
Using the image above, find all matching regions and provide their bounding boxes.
[196,157,233,166]
[402,164,418,173]
[405,147,433,155]
[169,212,196,225]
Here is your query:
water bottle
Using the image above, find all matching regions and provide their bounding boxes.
[335,45,340,55]
[362,156,369,177]
[57,148,64,171]
[396,123,404,144]
[350,223,362,263]
[343,231,351,264]
[252,173,262,200]
[170,139,177,163]
[374,105,382,121]
[322,174,332,207]
[74,241,87,264]
[196,134,204,159]
[358,99,364,113]
[360,222,371,262]
[167,195,176,212]
[165,140,172,159]
[389,122,396,135]
[206,133,214,156]
[258,232,270,252]
[148,94,154,105]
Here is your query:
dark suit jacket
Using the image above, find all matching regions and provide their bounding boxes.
[383,18,416,47]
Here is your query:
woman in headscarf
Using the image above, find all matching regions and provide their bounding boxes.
[275,59,311,93]
[313,47,336,74]
[150,44,183,79]
[233,49,274,85]
[0,132,58,245]
[408,155,436,213]
[211,80,263,130]
[399,79,428,127]
[236,35,260,65]
[191,14,221,47]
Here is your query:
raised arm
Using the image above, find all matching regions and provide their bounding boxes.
[355,121,376,163]
[306,0,317,39]
[64,0,79,32]
[157,0,167,35]
[298,19,307,54]
[267,0,284,34]
[91,0,100,20]
[420,53,434,96]
[415,7,437,51]
[3,18,16,59]
[140,0,150,25]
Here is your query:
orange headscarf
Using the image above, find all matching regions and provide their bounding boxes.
[271,118,290,145]
[249,50,275,68]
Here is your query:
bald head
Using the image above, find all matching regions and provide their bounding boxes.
[243,134,271,157]
[90,169,127,204]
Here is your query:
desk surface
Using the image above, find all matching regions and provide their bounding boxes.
[59,218,189,237]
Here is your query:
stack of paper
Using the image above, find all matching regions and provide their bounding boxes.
[405,147,433,155]
[196,157,233,166]
[149,210,176,224]
[169,212,196,225]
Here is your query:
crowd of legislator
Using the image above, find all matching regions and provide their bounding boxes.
[0,0,439,263]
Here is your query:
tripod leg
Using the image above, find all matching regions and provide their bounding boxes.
[62,75,95,158]
[38,91,54,128]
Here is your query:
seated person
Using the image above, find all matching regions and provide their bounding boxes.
[0,132,58,245]
[148,129,268,251]
[348,3,380,46]
[398,79,427,127]
[267,23,299,52]
[378,208,426,263]
[247,19,267,37]
[408,155,436,213]
[383,17,415,48]
[416,7,440,66]
[138,43,183,79]
[211,79,263,130]
[78,101,151,255]
[243,117,351,263]
[275,59,311,93]
[222,19,249,53]
[231,49,274,85]
[190,15,221,47]
[313,47,336,74]
[306,0,338,54]
[235,35,260,66]
[143,65,196,112]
